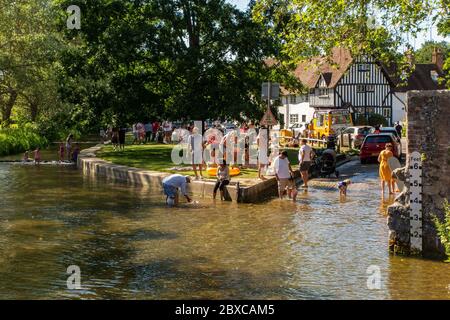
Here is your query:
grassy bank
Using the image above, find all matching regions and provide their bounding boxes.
[97,142,306,179]
[0,127,48,156]
[97,143,260,179]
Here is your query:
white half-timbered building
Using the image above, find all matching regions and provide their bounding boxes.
[278,47,395,127]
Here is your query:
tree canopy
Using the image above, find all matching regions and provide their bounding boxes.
[55,0,291,130]
[252,0,450,85]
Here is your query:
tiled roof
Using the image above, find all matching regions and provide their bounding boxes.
[393,64,446,92]
[265,48,446,94]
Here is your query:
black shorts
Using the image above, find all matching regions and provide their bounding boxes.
[300,161,311,172]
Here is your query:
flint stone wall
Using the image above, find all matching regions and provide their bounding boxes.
[388,90,450,259]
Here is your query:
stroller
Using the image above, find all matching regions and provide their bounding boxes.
[316,136,339,178]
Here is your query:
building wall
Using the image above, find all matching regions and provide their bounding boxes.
[309,88,334,107]
[392,92,407,124]
[278,100,316,128]
[387,90,450,259]
[336,56,393,124]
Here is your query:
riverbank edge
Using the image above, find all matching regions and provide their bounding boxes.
[78,145,354,203]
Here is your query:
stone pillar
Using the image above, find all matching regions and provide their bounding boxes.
[387,90,450,259]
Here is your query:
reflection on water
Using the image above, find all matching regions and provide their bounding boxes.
[0,157,449,299]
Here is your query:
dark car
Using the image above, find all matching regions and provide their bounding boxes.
[360,133,401,164]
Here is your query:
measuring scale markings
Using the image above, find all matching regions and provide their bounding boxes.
[408,151,423,253]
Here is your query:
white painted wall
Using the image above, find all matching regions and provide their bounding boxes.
[392,92,407,124]
[278,99,315,128]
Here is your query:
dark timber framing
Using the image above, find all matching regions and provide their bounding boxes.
[309,54,394,125]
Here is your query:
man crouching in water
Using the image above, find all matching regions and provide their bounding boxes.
[162,174,192,206]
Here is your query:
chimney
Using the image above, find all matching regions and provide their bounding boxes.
[405,50,415,67]
[432,47,444,72]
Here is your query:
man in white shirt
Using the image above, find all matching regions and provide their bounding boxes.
[273,150,295,200]
[298,139,314,188]
[162,174,192,206]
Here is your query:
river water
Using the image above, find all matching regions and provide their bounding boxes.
[0,149,449,299]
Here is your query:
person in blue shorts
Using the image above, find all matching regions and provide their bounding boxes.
[338,179,351,196]
[162,174,192,206]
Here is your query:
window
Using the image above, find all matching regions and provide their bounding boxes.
[356,85,365,93]
[301,115,307,122]
[365,135,393,143]
[365,85,375,92]
[289,95,296,104]
[319,88,328,97]
[382,108,391,118]
[309,88,315,94]
[430,70,439,83]
[316,114,324,127]
[289,114,299,124]
[357,127,371,135]
[358,64,370,72]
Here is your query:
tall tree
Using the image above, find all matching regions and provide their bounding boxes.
[0,0,62,126]
[252,0,450,87]
[415,41,449,64]
[56,0,292,129]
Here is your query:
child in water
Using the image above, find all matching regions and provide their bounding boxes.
[34,147,41,164]
[71,144,80,162]
[23,151,30,162]
[59,142,65,162]
[338,179,351,196]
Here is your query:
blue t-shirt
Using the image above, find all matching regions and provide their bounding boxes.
[162,174,188,196]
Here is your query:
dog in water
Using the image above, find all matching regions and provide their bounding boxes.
[337,179,351,196]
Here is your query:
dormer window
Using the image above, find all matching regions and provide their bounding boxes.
[430,70,439,83]
[358,64,370,72]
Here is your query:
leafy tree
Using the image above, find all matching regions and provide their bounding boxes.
[0,0,62,126]
[434,200,450,262]
[56,0,292,131]
[415,41,449,64]
[252,0,449,87]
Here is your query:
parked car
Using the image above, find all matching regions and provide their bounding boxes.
[289,122,307,137]
[379,126,401,141]
[371,126,402,152]
[360,133,401,164]
[336,126,373,149]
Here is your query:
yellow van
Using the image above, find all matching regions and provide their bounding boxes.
[310,110,353,139]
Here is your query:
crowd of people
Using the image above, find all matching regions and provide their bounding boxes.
[97,119,406,206]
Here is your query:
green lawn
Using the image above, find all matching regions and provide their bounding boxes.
[97,142,304,180]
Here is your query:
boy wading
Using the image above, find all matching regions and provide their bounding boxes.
[298,139,314,188]
[274,150,296,201]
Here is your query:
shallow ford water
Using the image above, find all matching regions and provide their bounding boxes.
[0,151,450,299]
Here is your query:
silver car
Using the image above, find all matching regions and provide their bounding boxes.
[337,126,373,149]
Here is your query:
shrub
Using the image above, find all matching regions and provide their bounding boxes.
[0,126,48,156]
[434,199,450,262]
[367,113,388,127]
